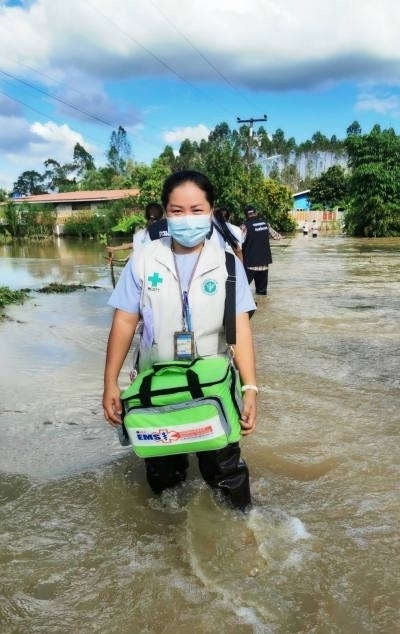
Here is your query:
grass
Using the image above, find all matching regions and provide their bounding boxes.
[37,282,86,294]
[0,286,29,309]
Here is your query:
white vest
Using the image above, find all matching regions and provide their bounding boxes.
[135,238,228,369]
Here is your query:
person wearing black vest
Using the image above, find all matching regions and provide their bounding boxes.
[241,204,273,296]
[147,216,169,240]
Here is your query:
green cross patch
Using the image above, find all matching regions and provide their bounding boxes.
[148,272,163,288]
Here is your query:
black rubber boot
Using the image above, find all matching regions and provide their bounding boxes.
[197,443,252,512]
[144,454,189,494]
[255,269,268,295]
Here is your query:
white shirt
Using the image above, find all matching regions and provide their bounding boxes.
[133,228,151,255]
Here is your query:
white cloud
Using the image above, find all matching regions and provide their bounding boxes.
[163,124,210,145]
[30,121,82,146]
[0,119,101,191]
[356,91,400,116]
[2,1,400,90]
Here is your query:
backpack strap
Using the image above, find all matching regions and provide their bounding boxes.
[224,251,236,346]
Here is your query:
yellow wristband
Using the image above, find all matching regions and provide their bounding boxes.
[241,384,258,394]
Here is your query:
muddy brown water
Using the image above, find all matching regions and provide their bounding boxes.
[0,235,399,633]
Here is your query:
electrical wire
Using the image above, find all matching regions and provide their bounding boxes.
[81,0,247,122]
[147,0,254,111]
[0,69,115,127]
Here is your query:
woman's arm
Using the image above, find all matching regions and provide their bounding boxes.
[103,308,139,426]
[233,312,257,435]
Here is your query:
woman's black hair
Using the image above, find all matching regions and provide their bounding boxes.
[161,170,215,208]
[213,206,240,251]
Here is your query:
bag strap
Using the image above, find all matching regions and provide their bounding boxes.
[212,220,225,239]
[139,373,153,406]
[224,251,236,346]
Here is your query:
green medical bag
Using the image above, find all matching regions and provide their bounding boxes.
[121,356,242,458]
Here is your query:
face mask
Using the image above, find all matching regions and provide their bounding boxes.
[167,214,211,248]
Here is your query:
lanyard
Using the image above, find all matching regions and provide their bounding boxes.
[172,247,203,331]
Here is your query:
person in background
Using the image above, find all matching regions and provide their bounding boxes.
[211,206,243,261]
[133,203,164,254]
[106,203,163,261]
[311,219,318,238]
[103,170,257,511]
[147,216,169,240]
[241,204,281,296]
[302,220,309,236]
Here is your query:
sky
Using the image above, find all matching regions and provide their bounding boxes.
[1,0,400,192]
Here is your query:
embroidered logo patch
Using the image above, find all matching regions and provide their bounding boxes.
[202,279,218,295]
[147,272,163,289]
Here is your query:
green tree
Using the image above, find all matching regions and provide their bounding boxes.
[133,159,171,208]
[80,166,119,190]
[346,120,362,137]
[158,145,177,171]
[279,163,301,191]
[174,139,203,171]
[43,158,77,192]
[106,126,131,175]
[13,171,46,196]
[3,201,21,237]
[202,123,248,215]
[270,128,289,156]
[344,125,400,236]
[309,165,349,209]
[73,143,95,177]
[261,179,295,232]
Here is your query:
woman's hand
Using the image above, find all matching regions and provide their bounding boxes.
[103,383,123,427]
[240,390,257,435]
[103,309,139,427]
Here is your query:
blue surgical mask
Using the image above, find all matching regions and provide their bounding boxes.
[167,214,211,248]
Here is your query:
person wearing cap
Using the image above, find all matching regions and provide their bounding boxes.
[241,204,280,296]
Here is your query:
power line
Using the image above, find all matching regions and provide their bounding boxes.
[82,0,191,87]
[148,0,252,103]
[0,69,115,127]
[0,88,116,162]
[0,88,53,121]
[82,0,245,123]
[0,54,174,155]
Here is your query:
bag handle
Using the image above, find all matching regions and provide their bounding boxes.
[151,361,193,373]
[138,364,204,405]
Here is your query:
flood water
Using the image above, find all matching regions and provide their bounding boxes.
[0,235,399,633]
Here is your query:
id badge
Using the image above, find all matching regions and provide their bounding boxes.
[174,331,195,360]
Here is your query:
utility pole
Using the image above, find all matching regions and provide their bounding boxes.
[236,115,267,168]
